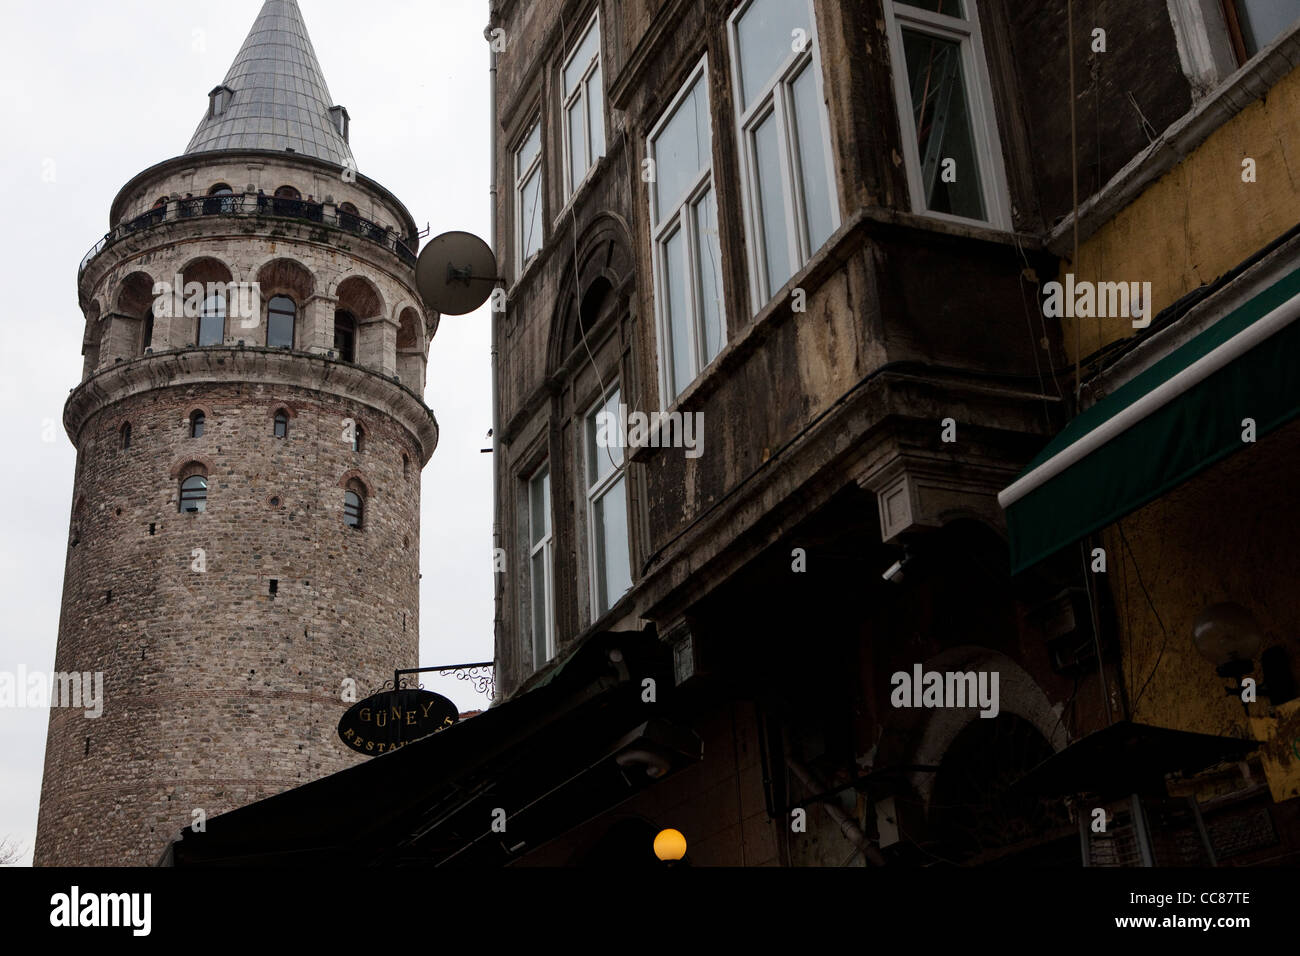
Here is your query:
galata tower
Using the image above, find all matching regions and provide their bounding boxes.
[35,0,436,865]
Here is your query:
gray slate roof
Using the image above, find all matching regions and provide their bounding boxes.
[185,0,355,167]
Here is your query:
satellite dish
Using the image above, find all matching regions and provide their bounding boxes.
[416,231,500,315]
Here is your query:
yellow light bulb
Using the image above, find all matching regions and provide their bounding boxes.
[654,828,687,862]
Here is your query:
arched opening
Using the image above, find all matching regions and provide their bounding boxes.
[116,272,157,359]
[256,259,314,349]
[205,182,236,215]
[120,423,132,450]
[177,258,234,349]
[396,306,424,391]
[273,409,289,439]
[396,308,420,350]
[336,277,385,368]
[926,714,1072,866]
[352,423,365,453]
[189,410,206,438]
[272,184,302,216]
[334,311,357,362]
[338,201,361,232]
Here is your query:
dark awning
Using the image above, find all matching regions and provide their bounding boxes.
[999,265,1300,573]
[1013,720,1258,800]
[166,630,701,866]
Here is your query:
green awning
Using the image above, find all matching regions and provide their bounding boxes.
[1000,265,1300,574]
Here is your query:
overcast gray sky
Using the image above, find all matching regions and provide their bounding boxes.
[0,0,494,866]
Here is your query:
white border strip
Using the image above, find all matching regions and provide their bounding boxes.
[998,288,1300,509]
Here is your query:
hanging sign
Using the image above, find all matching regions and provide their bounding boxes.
[337,688,459,756]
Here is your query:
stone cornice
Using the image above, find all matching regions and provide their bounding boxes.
[65,347,439,464]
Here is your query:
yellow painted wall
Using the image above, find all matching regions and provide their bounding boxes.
[1062,61,1300,367]
[1104,416,1300,787]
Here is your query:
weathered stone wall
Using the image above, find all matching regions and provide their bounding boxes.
[35,374,423,865]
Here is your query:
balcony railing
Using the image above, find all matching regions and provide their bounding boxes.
[79,194,417,276]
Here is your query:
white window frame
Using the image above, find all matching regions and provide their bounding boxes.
[561,11,606,199]
[882,0,1012,231]
[584,385,630,618]
[527,463,555,669]
[728,0,842,311]
[514,119,544,276]
[649,56,726,406]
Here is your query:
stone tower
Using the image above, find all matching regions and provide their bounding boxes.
[35,0,437,866]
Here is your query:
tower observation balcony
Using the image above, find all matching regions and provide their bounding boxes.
[79,192,418,279]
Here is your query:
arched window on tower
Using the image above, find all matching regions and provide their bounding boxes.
[334,311,357,362]
[267,296,296,350]
[189,410,205,438]
[179,468,208,513]
[198,292,226,347]
[273,409,289,439]
[206,183,236,215]
[120,423,131,450]
[352,424,365,453]
[344,480,365,529]
[338,201,361,232]
[273,185,302,216]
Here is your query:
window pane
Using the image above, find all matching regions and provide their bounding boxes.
[653,75,710,218]
[1234,0,1300,56]
[181,476,207,513]
[594,476,631,615]
[586,387,623,485]
[199,295,225,346]
[531,549,549,664]
[521,168,543,261]
[895,0,964,17]
[517,122,541,175]
[736,0,810,110]
[530,469,549,546]
[694,188,725,365]
[753,111,793,295]
[568,100,585,191]
[588,64,606,161]
[267,297,295,349]
[791,61,835,254]
[901,28,986,221]
[564,22,600,94]
[663,228,693,398]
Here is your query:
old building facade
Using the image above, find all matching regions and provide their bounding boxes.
[484,0,1300,867]
[35,0,437,865]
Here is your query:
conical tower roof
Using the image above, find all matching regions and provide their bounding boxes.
[185,0,355,166]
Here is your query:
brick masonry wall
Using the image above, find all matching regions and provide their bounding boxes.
[34,377,421,865]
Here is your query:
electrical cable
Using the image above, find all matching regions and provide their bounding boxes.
[1122,519,1169,713]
